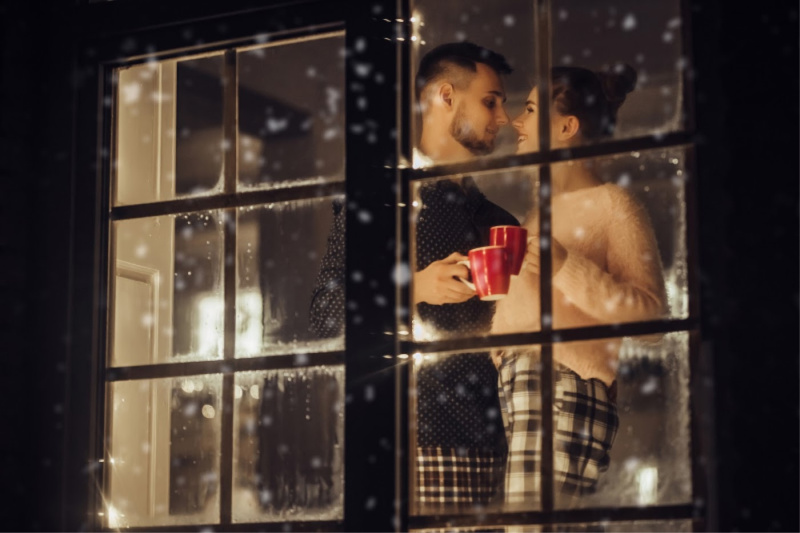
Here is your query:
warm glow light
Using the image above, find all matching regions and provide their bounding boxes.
[637,466,658,505]
[107,505,123,528]
[197,290,262,356]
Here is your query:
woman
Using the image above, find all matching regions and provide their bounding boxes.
[492,65,667,507]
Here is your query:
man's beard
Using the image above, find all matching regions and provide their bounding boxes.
[449,104,495,156]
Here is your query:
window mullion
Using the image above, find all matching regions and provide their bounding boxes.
[535,0,556,513]
[219,49,238,525]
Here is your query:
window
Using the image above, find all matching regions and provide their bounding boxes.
[83,0,704,531]
[402,0,700,530]
[103,29,347,529]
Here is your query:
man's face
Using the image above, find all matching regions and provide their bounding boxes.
[448,63,510,156]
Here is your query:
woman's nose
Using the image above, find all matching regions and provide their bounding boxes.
[512,115,524,131]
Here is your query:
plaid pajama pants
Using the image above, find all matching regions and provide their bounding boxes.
[416,446,503,506]
[498,350,619,506]
[414,352,506,508]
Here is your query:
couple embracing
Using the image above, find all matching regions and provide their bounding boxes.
[313,41,666,509]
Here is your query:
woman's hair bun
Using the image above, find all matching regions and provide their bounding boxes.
[596,63,637,112]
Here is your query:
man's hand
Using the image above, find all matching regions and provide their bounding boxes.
[414,252,476,305]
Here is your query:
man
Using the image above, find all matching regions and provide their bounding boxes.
[408,42,519,510]
[309,41,519,509]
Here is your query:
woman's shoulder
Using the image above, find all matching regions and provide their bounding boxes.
[599,182,647,217]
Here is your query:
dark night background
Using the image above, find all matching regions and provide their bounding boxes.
[0,0,797,531]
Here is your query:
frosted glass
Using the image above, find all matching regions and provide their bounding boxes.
[105,375,222,528]
[111,211,224,366]
[232,366,345,522]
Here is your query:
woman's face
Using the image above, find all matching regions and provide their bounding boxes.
[512,87,540,153]
[512,86,574,153]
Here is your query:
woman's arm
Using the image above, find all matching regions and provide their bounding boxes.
[552,186,667,324]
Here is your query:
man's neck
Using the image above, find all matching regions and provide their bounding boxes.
[419,127,474,165]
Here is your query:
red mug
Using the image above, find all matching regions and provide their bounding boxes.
[490,225,528,276]
[457,245,510,301]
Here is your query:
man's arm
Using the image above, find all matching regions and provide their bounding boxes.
[309,201,346,338]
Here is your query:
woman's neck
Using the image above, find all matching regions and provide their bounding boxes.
[550,160,602,196]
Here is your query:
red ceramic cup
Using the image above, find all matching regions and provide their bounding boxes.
[490,225,528,276]
[466,245,510,301]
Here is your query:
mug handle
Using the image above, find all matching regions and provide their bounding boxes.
[455,259,476,291]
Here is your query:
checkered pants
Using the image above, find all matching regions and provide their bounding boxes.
[416,446,503,506]
[498,350,619,505]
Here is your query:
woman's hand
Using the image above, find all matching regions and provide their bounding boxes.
[490,349,506,370]
[413,252,476,305]
[522,234,568,276]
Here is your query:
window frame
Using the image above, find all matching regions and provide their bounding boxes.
[396,0,705,530]
[68,0,709,531]
[73,2,361,531]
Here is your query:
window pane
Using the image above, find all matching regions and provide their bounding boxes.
[409,169,537,342]
[552,148,688,325]
[492,148,689,337]
[114,53,225,206]
[411,332,691,515]
[496,333,692,511]
[411,350,510,516]
[232,366,345,522]
[410,0,537,166]
[236,196,345,357]
[552,332,692,509]
[237,32,345,190]
[412,527,540,533]
[410,519,692,532]
[551,0,686,142]
[546,520,693,532]
[111,211,224,366]
[105,375,222,528]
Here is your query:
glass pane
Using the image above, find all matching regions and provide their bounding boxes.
[410,0,537,166]
[111,211,224,366]
[411,519,692,532]
[412,527,539,533]
[411,351,510,516]
[105,375,222,528]
[492,148,689,337]
[412,332,692,515]
[409,169,537,342]
[551,0,685,142]
[114,53,225,206]
[546,520,692,532]
[236,196,344,357]
[553,332,692,509]
[237,32,345,190]
[232,366,345,522]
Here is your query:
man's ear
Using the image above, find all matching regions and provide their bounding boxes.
[437,82,455,111]
[558,115,580,141]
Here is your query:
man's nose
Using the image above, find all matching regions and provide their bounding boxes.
[496,105,510,126]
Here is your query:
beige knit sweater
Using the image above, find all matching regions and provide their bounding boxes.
[491,182,667,386]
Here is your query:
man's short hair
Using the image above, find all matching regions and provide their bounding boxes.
[415,41,513,99]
